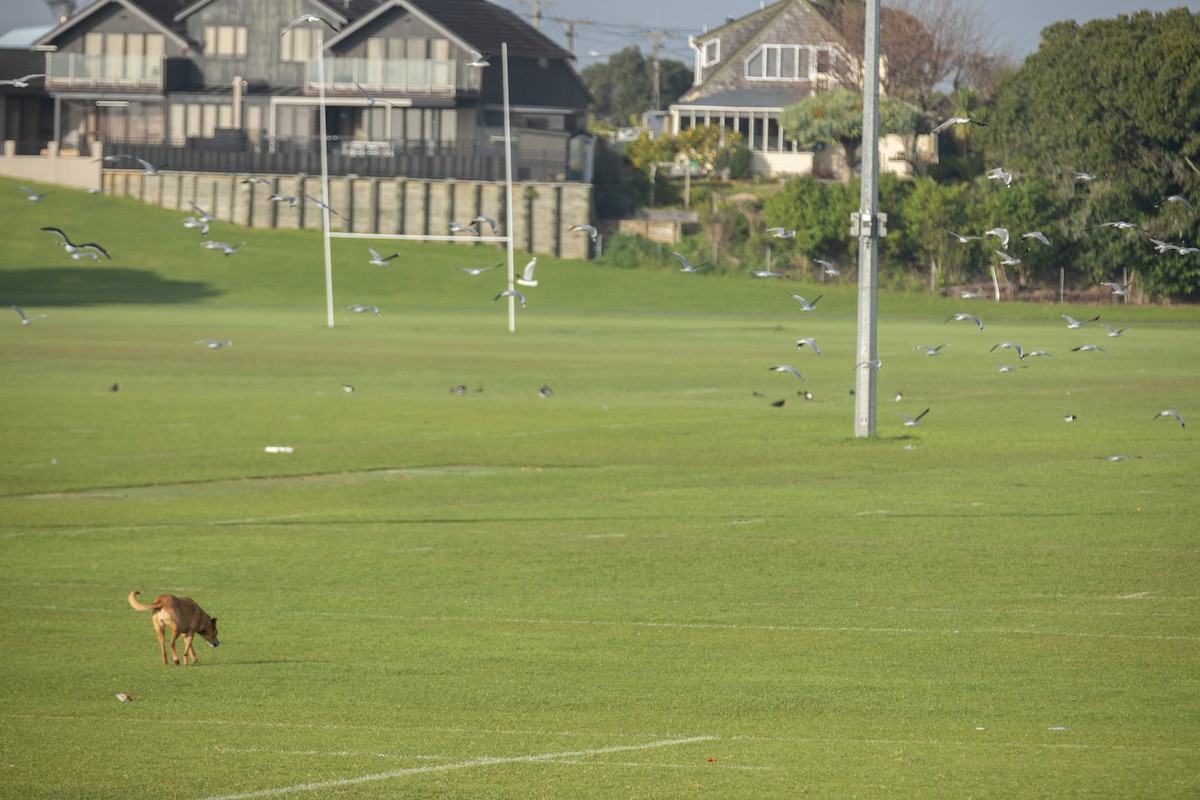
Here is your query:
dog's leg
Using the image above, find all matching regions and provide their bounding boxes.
[182,633,198,665]
[153,615,169,666]
[167,626,183,665]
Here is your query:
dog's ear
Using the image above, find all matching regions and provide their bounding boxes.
[210,618,218,625]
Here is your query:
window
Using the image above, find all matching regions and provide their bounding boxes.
[746,44,819,81]
[281,27,320,62]
[204,25,248,58]
[701,39,719,67]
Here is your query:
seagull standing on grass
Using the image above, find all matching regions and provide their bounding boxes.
[516,257,538,287]
[41,227,111,259]
[1155,410,1185,427]
[9,305,48,325]
[789,293,822,311]
[946,312,984,331]
[368,248,400,266]
[898,408,930,427]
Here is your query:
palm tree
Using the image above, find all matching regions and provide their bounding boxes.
[942,86,986,157]
[779,88,920,182]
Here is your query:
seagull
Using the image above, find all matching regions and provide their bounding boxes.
[457,263,500,275]
[538,385,553,398]
[1063,414,1077,422]
[769,365,804,380]
[788,293,822,311]
[344,304,380,316]
[990,341,1025,360]
[570,223,599,242]
[1160,195,1194,212]
[180,216,209,236]
[188,201,217,223]
[898,408,930,427]
[931,116,986,134]
[986,167,1013,187]
[1061,313,1099,329]
[342,385,355,393]
[242,176,272,186]
[450,221,481,236]
[104,153,165,174]
[770,399,787,408]
[69,250,100,262]
[750,269,785,278]
[471,215,499,235]
[269,193,298,207]
[943,229,982,244]
[197,338,233,349]
[467,49,491,68]
[892,391,904,402]
[795,337,821,354]
[1022,349,1056,361]
[984,227,1010,248]
[303,194,347,221]
[671,251,705,272]
[996,364,1025,373]
[1100,281,1130,297]
[766,227,796,238]
[281,13,335,36]
[1097,323,1131,337]
[1072,171,1098,182]
[516,257,538,287]
[19,185,49,201]
[994,249,1022,266]
[1149,237,1184,254]
[1021,231,1050,246]
[368,248,400,266]
[960,291,983,299]
[9,305,47,325]
[945,312,984,331]
[1072,344,1106,353]
[798,389,814,400]
[913,344,950,355]
[814,258,839,276]
[1090,220,1143,232]
[201,241,244,256]
[855,359,882,371]
[0,73,45,88]
[495,289,526,308]
[1155,409,1185,428]
[41,227,112,259]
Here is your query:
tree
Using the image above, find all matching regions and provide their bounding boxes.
[778,88,920,181]
[580,47,692,125]
[984,9,1200,297]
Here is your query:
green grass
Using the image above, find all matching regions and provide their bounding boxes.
[1,176,1198,799]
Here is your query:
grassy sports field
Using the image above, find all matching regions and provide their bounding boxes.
[1,176,1198,798]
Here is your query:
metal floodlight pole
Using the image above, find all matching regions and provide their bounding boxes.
[318,30,335,329]
[853,0,882,437]
[502,42,516,334]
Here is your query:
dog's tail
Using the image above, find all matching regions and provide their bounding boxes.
[128,590,164,612]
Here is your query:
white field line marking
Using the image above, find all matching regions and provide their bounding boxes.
[196,735,716,800]
[215,746,445,761]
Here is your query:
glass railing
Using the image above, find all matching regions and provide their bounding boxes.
[306,57,476,94]
[46,52,163,88]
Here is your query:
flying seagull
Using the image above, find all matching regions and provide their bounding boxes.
[1160,195,1194,213]
[994,249,1022,267]
[1061,313,1100,329]
[188,201,217,223]
[943,229,982,244]
[495,289,526,308]
[898,408,931,427]
[9,305,47,325]
[1100,281,1130,297]
[769,365,805,381]
[303,194,347,221]
[471,215,499,235]
[201,241,244,256]
[1073,171,1098,182]
[457,263,500,275]
[368,248,400,266]
[983,227,1010,248]
[516,257,538,287]
[750,269,785,278]
[913,344,950,356]
[931,116,986,134]
[0,73,45,88]
[788,293,822,311]
[766,227,796,239]
[19,185,49,201]
[281,14,335,36]
[467,49,491,68]
[795,337,821,354]
[1097,323,1131,337]
[1071,344,1106,353]
[1155,409,1185,428]
[814,258,839,277]
[946,312,984,331]
[1022,349,1056,361]
[450,221,481,236]
[344,304,381,316]
[855,359,883,371]
[103,153,165,175]
[986,167,1013,187]
[41,227,111,259]
[570,223,599,242]
[197,338,233,349]
[671,251,705,273]
[990,341,1025,360]
[1090,220,1143,232]
[242,176,272,187]
[1021,231,1050,246]
[269,193,298,207]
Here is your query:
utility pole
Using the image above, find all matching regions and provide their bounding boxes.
[639,30,679,111]
[853,0,883,437]
[551,17,596,56]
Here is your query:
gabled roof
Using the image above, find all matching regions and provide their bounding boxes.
[325,0,572,60]
[33,0,194,50]
[174,0,375,25]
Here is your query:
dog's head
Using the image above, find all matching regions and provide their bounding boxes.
[199,616,220,648]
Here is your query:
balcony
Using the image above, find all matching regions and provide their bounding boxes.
[46,52,164,90]
[306,57,478,97]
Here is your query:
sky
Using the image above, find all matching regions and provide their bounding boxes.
[1,0,1197,69]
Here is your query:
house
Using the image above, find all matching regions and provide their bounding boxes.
[669,0,932,180]
[26,0,592,181]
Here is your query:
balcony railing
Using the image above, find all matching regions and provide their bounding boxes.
[306,57,477,95]
[46,52,163,89]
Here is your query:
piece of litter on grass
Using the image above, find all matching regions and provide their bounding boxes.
[116,693,133,702]
[1047,726,1070,731]
[264,446,294,454]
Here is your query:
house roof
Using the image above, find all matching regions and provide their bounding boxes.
[33,0,195,50]
[672,87,813,110]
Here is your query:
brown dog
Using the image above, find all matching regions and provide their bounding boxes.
[128,590,220,666]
